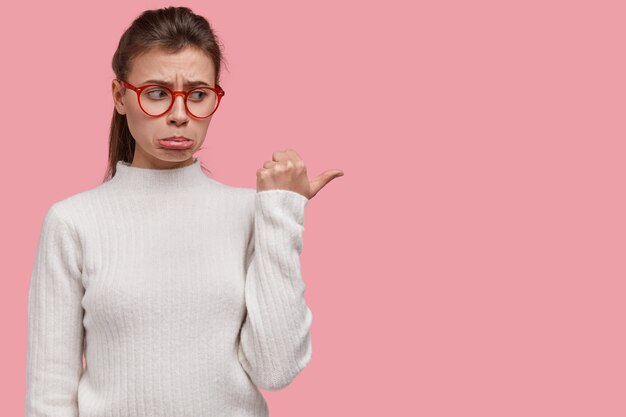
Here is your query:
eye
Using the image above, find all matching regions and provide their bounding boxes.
[146,88,169,99]
[189,89,208,101]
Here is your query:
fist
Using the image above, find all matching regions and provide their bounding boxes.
[256,149,344,200]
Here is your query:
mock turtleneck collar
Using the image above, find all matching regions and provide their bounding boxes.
[110,157,209,192]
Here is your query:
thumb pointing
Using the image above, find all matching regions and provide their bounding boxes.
[309,169,344,197]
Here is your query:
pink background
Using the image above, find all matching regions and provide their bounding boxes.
[2,0,625,415]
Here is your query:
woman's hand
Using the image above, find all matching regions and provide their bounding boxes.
[256,149,344,199]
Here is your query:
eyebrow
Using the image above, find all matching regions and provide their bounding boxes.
[141,79,212,87]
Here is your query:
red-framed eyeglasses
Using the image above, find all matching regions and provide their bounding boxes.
[116,79,225,119]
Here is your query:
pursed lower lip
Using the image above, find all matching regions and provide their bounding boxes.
[158,138,194,149]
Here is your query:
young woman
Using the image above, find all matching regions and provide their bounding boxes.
[25,6,343,417]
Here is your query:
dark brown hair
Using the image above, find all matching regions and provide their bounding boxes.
[103,6,228,182]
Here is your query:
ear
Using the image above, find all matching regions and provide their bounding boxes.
[112,79,127,116]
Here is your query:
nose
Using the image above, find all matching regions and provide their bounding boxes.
[167,93,190,124]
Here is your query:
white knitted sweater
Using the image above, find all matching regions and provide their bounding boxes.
[25,157,313,417]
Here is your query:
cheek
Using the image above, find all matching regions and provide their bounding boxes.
[126,111,158,144]
[199,120,211,133]
[193,123,211,145]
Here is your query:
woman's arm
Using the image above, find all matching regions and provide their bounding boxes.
[237,189,313,391]
[25,204,85,417]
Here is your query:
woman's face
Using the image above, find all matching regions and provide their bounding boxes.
[112,47,218,169]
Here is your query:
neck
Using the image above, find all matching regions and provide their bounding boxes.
[109,156,209,192]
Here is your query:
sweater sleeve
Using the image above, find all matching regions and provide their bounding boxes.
[237,189,313,391]
[25,204,85,417]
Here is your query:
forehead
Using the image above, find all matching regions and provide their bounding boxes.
[129,47,216,85]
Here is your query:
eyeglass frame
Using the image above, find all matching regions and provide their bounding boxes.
[115,79,225,119]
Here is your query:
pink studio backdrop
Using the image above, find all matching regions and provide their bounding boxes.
[2,0,625,416]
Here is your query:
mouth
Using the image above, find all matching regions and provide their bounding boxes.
[158,136,194,149]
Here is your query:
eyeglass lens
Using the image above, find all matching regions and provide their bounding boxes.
[140,86,218,118]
